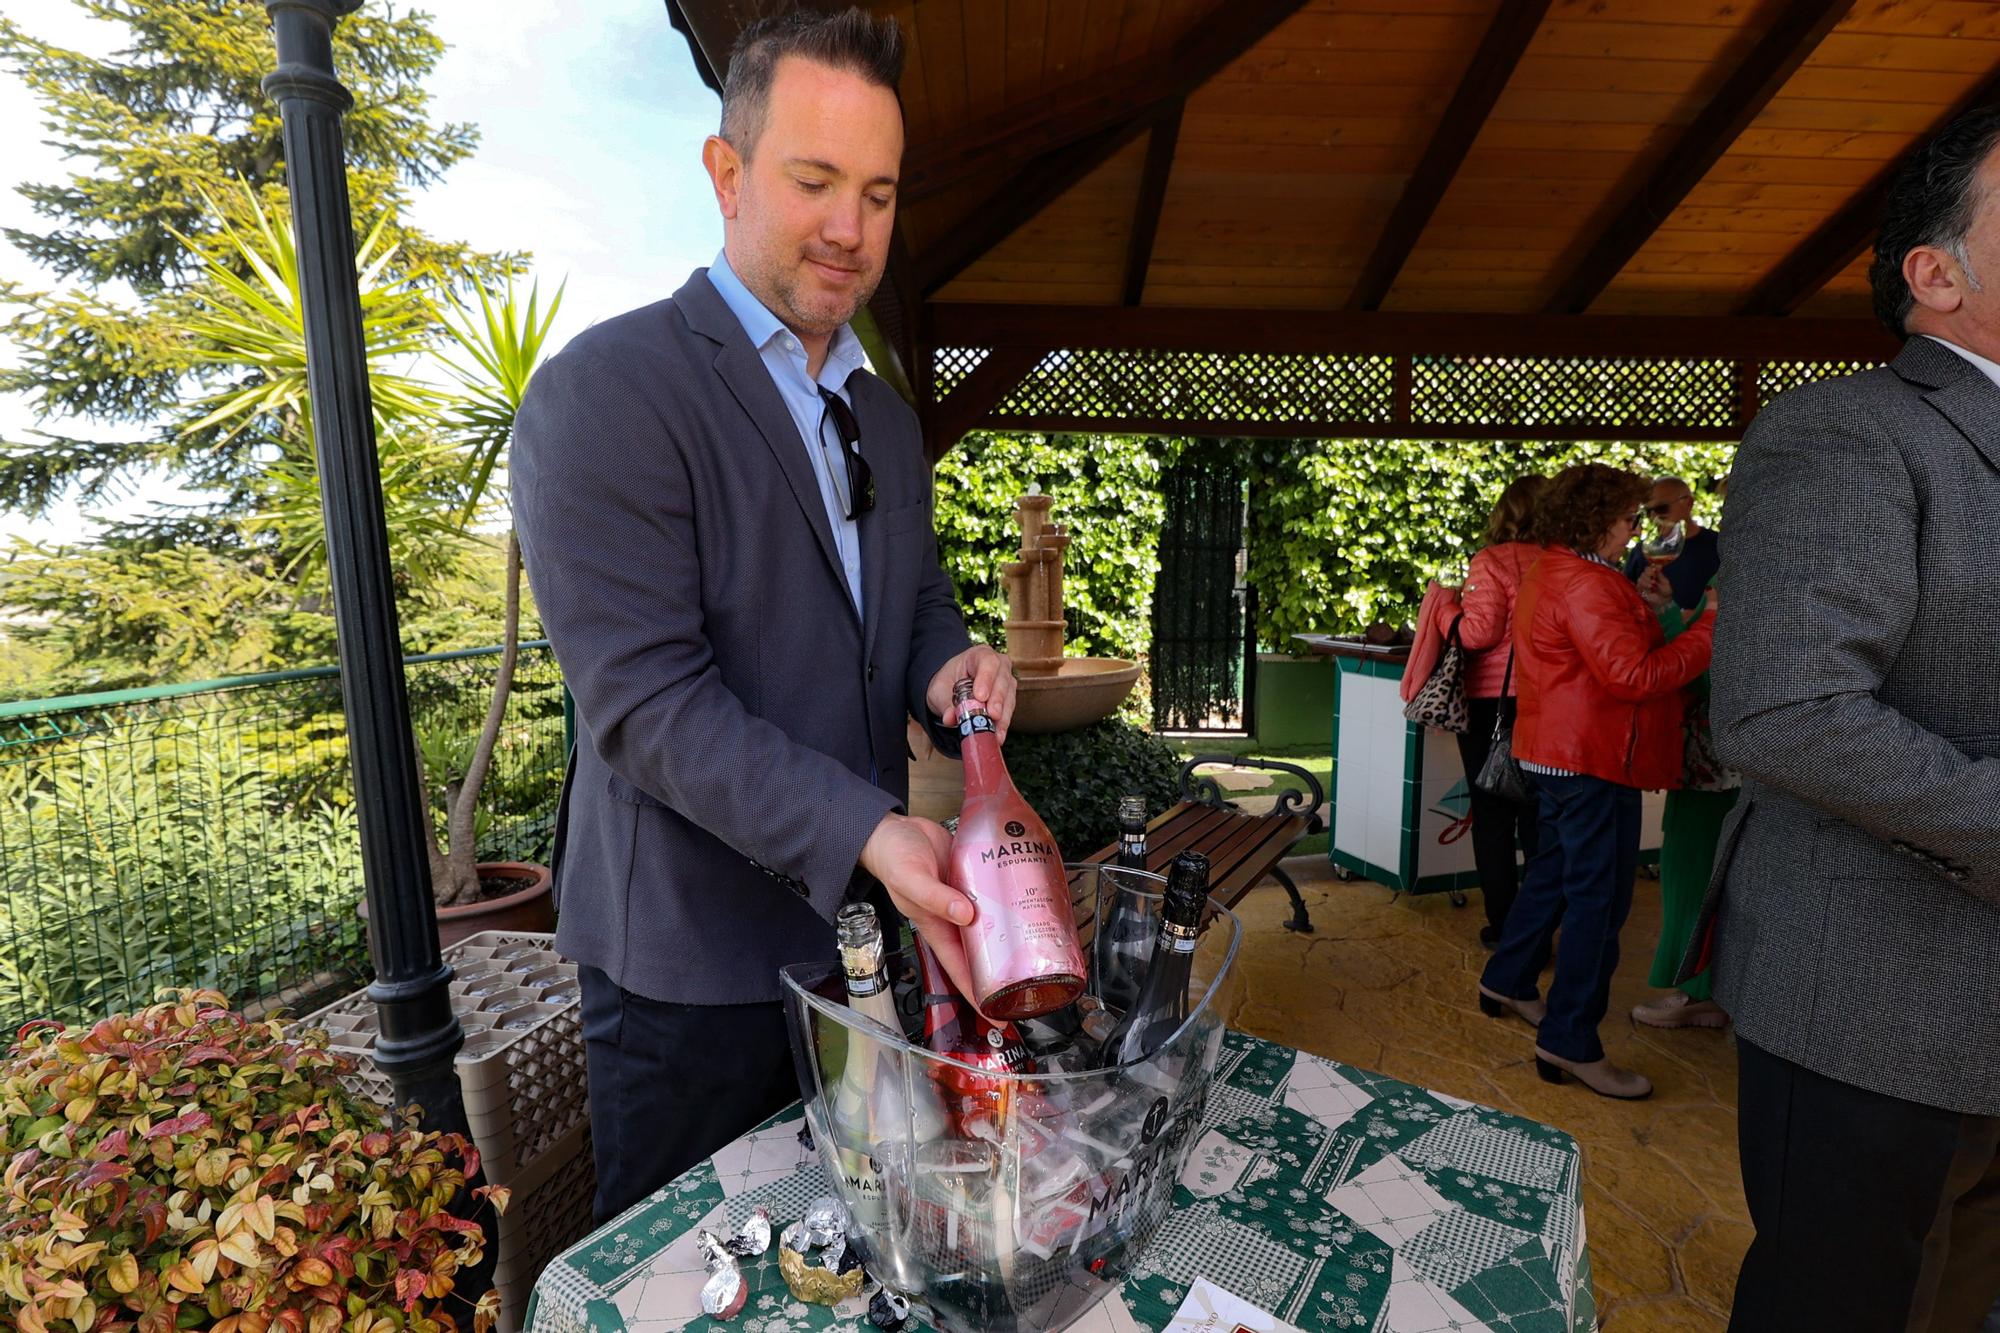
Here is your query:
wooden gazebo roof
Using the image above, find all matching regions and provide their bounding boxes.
[666,1,2000,453]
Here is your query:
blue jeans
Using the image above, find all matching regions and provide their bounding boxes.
[1479,771,1641,1064]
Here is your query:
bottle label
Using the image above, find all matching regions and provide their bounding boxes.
[950,812,1088,1011]
[846,971,888,997]
[1162,919,1199,953]
[959,711,996,737]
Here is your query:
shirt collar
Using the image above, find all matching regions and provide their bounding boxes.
[707,250,866,388]
[1923,335,2000,394]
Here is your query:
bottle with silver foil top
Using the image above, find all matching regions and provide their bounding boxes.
[1095,794,1155,1014]
[1093,850,1209,1069]
[832,904,947,1245]
[944,677,1088,1021]
[831,906,948,1294]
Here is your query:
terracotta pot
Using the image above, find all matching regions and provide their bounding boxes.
[359,861,555,950]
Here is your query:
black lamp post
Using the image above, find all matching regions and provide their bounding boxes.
[260,0,468,1130]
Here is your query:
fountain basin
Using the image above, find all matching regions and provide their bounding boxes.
[1010,658,1140,734]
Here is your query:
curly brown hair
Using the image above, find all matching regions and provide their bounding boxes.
[1484,474,1550,546]
[1528,464,1649,552]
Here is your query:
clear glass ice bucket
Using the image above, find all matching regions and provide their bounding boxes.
[780,863,1242,1333]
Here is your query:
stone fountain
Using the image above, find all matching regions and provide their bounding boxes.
[906,485,1142,821]
[1000,486,1140,735]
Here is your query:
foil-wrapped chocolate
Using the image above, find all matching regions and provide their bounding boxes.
[802,1197,849,1249]
[724,1206,772,1257]
[775,1201,867,1306]
[700,1264,747,1320]
[777,1241,866,1305]
[695,1228,732,1270]
[867,1285,912,1330]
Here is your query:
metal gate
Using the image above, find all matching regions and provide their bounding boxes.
[1151,444,1255,734]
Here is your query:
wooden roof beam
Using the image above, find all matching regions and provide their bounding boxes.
[1122,101,1185,307]
[1739,65,2000,317]
[915,113,1160,297]
[1347,0,1551,312]
[927,345,1045,462]
[900,0,1311,203]
[1543,0,1855,315]
[930,302,1898,362]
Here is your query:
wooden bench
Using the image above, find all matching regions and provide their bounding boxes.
[1074,754,1326,934]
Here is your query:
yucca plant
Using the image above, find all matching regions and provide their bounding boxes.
[172,183,564,911]
[423,278,562,907]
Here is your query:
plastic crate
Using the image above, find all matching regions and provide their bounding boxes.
[306,931,588,1186]
[490,1118,597,1333]
[304,931,598,1331]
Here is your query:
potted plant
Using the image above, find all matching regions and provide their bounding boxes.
[174,187,565,946]
[0,988,508,1333]
[414,278,565,945]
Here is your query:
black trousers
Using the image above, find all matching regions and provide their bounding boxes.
[579,965,800,1222]
[1454,695,1542,933]
[1732,1037,2000,1332]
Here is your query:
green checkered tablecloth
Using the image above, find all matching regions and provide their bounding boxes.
[524,1031,1595,1333]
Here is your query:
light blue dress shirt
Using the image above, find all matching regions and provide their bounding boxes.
[706,252,867,615]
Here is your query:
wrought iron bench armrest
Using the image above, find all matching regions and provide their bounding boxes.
[1177,754,1326,835]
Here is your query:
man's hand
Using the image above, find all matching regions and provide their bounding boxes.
[858,812,981,1003]
[926,644,1017,742]
[1638,565,1674,612]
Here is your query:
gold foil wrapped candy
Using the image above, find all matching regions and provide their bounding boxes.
[777,1207,867,1306]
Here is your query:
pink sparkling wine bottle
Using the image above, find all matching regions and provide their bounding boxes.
[945,677,1087,1021]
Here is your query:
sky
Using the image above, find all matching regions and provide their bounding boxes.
[0,0,727,547]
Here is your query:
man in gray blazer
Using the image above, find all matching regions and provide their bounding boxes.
[511,9,1012,1221]
[1696,107,2000,1329]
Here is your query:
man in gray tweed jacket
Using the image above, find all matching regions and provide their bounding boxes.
[1692,107,2000,1329]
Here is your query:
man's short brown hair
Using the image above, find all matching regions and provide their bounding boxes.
[720,8,905,160]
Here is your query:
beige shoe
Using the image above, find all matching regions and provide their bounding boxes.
[1631,991,1729,1029]
[1477,985,1546,1028]
[1533,1048,1652,1100]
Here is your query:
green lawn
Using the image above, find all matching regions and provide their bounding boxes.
[1167,737,1332,858]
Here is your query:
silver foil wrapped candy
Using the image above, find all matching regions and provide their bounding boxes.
[724,1206,773,1257]
[695,1226,747,1320]
[777,1201,866,1305]
[700,1264,747,1320]
[867,1284,912,1330]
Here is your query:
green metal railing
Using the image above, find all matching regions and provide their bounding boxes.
[0,642,567,1032]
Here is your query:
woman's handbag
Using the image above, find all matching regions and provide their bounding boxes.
[1403,615,1470,733]
[1473,654,1535,805]
[1680,690,1740,792]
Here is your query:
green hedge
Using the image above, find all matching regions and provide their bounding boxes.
[937,432,1737,654]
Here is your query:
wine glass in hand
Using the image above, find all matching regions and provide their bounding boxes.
[1642,520,1685,570]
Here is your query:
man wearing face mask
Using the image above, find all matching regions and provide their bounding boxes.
[510,8,1010,1221]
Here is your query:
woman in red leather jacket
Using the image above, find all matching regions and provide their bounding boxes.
[1475,464,1715,1100]
[1441,474,1549,947]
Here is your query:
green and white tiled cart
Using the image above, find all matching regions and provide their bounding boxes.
[524,1031,1596,1333]
[1296,635,1662,899]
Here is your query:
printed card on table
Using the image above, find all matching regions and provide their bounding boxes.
[1163,1278,1305,1333]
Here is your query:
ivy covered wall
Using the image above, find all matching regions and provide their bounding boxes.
[934,433,1738,655]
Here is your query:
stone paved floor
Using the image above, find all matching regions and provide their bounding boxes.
[1222,856,1746,1332]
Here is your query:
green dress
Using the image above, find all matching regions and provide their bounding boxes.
[1647,593,1736,1000]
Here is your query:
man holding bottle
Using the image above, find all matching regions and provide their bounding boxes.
[511,8,1004,1220]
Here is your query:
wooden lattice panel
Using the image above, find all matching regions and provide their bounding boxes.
[1409,355,1737,430]
[933,346,990,399]
[1756,359,1878,407]
[982,349,1395,425]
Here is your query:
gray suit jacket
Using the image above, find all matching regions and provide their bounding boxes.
[511,270,970,1005]
[1688,335,2000,1116]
